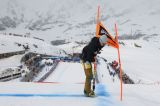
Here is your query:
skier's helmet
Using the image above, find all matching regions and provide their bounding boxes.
[99,34,107,45]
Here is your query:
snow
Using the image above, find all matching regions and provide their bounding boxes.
[0,33,64,56]
[1,0,160,43]
[0,47,160,106]
[0,36,160,106]
[95,56,160,106]
[0,82,119,106]
[32,66,52,82]
[0,54,23,71]
[0,0,160,106]
[0,35,23,53]
[99,40,160,84]
[45,62,85,83]
[0,61,120,106]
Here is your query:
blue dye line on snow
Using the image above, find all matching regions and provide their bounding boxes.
[95,83,110,97]
[0,84,109,98]
[0,93,84,97]
[95,84,114,106]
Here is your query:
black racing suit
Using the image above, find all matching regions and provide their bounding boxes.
[80,37,103,62]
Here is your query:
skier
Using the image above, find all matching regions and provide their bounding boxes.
[80,34,108,97]
[112,60,118,70]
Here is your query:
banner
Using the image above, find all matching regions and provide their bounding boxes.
[96,22,119,48]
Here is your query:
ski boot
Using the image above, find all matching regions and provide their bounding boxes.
[84,90,95,97]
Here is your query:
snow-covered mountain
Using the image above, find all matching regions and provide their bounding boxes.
[0,0,160,43]
[0,1,160,105]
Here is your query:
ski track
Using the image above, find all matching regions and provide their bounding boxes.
[0,84,118,106]
[0,61,119,106]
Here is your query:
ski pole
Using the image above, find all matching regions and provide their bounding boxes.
[92,57,97,91]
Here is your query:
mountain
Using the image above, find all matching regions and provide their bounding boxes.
[0,0,160,43]
[0,1,160,105]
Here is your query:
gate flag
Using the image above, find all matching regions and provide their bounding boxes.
[96,22,118,48]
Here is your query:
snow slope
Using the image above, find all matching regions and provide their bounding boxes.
[45,62,85,83]
[0,82,120,106]
[0,61,120,106]
[0,54,23,71]
[0,33,160,106]
[0,0,160,105]
[96,57,160,106]
[0,33,64,56]
[0,57,160,106]
[99,40,160,84]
